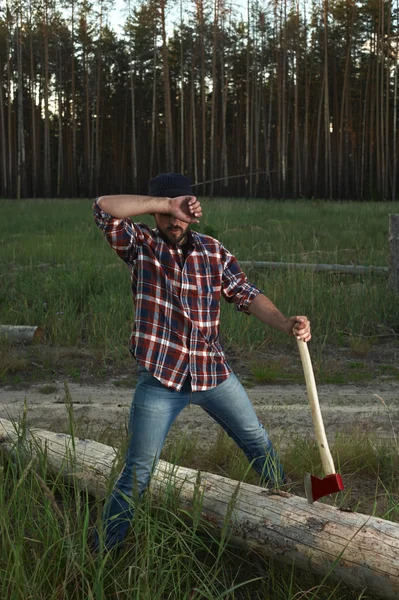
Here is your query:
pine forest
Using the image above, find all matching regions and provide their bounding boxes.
[1,0,399,200]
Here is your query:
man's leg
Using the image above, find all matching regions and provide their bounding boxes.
[96,370,190,551]
[193,372,285,484]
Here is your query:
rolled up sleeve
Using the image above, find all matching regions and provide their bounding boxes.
[221,245,261,314]
[92,200,143,264]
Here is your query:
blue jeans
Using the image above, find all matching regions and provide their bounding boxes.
[95,369,285,550]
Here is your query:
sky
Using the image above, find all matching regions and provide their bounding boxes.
[107,0,249,36]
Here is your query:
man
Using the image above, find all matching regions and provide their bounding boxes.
[93,172,311,552]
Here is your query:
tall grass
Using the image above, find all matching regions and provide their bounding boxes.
[0,198,397,361]
[1,416,393,600]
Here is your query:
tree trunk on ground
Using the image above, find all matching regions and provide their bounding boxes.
[0,420,399,600]
[0,326,44,343]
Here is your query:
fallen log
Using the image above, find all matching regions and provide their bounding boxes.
[240,261,388,276]
[0,325,44,344]
[0,418,398,599]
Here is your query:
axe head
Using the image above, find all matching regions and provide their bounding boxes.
[304,472,344,504]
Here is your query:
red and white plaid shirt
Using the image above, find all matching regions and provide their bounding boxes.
[93,201,261,391]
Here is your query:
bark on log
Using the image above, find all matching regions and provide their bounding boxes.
[389,214,399,293]
[0,325,44,344]
[10,261,389,276]
[0,418,398,599]
[240,261,388,275]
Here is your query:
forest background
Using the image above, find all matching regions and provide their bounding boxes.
[1,0,399,201]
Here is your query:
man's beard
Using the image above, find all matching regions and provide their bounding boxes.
[164,225,189,245]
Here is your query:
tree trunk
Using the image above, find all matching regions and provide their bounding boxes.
[337,5,354,199]
[70,0,77,197]
[0,326,44,343]
[197,0,207,195]
[393,7,398,201]
[95,6,102,198]
[191,70,198,185]
[323,0,332,199]
[6,1,13,197]
[180,0,184,174]
[0,72,7,197]
[150,38,157,180]
[160,0,174,172]
[244,0,250,198]
[16,17,26,200]
[29,2,37,198]
[210,0,218,197]
[266,75,273,196]
[130,67,137,191]
[43,0,51,197]
[57,46,63,197]
[1,420,399,600]
[220,22,228,189]
[389,214,399,293]
[314,72,325,197]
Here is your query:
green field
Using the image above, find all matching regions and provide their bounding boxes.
[0,198,398,359]
[1,198,398,599]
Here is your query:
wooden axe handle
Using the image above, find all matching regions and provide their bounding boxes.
[296,339,336,476]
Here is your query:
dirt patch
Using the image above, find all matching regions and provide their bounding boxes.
[1,341,398,452]
[1,377,397,450]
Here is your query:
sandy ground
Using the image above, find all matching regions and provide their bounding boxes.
[0,378,398,448]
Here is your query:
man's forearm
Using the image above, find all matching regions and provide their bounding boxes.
[97,195,170,219]
[248,293,291,335]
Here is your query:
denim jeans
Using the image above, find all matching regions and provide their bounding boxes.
[95,369,285,551]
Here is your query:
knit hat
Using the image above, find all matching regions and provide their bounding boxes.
[148,173,193,198]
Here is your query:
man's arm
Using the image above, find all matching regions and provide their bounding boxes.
[97,194,202,223]
[248,293,311,342]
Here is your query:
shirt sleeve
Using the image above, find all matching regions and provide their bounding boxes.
[92,200,144,264]
[220,244,262,313]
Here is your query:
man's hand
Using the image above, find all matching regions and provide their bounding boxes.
[167,196,202,223]
[287,316,311,342]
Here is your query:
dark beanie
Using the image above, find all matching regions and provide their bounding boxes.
[148,173,193,198]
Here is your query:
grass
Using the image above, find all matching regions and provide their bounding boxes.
[0,198,398,367]
[1,197,398,598]
[1,414,397,600]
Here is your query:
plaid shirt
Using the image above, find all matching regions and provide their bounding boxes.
[93,201,261,391]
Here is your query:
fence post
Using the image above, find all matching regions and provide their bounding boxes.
[389,214,399,293]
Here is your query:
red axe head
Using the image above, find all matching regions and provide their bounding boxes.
[304,472,344,504]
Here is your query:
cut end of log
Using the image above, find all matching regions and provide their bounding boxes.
[0,325,44,344]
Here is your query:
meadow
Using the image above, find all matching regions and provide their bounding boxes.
[0,198,398,360]
[0,198,399,599]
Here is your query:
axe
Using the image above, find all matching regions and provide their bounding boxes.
[297,339,344,503]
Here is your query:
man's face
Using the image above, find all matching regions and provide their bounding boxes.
[154,213,190,245]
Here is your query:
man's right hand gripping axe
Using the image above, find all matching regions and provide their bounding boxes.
[297,340,344,504]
